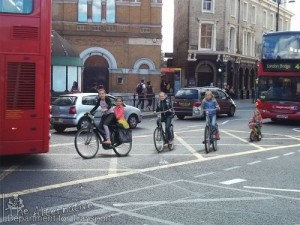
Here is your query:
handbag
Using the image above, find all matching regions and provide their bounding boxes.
[118,128,132,143]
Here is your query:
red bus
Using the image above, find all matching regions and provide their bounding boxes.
[256,31,300,121]
[0,0,51,155]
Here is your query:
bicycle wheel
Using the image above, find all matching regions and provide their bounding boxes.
[111,130,132,156]
[168,125,174,151]
[212,129,218,151]
[75,128,99,159]
[250,130,255,142]
[204,126,211,154]
[154,127,164,152]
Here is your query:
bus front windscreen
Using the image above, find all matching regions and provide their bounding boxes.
[262,33,300,60]
[259,76,300,102]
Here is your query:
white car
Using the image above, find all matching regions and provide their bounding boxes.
[51,93,142,132]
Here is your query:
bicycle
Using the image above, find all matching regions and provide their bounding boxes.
[74,113,132,159]
[203,109,218,153]
[249,122,262,142]
[153,111,174,152]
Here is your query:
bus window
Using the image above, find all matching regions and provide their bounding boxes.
[0,0,33,14]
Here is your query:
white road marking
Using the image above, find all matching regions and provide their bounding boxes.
[184,180,300,201]
[3,143,300,199]
[220,178,247,185]
[221,120,229,125]
[221,129,265,150]
[247,161,262,165]
[283,152,295,156]
[108,153,118,175]
[266,156,279,160]
[92,202,183,225]
[292,128,300,133]
[194,172,215,178]
[113,196,272,207]
[244,186,300,193]
[223,166,241,171]
[0,165,19,181]
[174,133,204,160]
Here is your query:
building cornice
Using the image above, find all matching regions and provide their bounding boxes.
[52,21,162,28]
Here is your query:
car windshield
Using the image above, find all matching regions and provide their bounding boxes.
[52,96,77,106]
[258,76,300,102]
[175,89,198,99]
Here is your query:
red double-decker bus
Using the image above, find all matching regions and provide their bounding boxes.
[0,0,51,155]
[256,31,300,121]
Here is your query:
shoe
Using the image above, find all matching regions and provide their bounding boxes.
[215,133,220,140]
[103,140,111,145]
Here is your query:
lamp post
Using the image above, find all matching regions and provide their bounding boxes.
[276,0,295,32]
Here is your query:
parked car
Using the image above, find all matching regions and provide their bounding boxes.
[51,93,142,132]
[173,87,236,120]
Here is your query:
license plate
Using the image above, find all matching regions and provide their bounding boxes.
[276,115,288,119]
[53,118,63,123]
[179,102,191,107]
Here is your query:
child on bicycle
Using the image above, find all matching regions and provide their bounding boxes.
[154,92,174,144]
[201,90,220,140]
[249,109,263,135]
[114,97,129,129]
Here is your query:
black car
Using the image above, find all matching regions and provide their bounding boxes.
[173,87,236,120]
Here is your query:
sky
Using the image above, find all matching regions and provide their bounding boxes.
[161,0,300,53]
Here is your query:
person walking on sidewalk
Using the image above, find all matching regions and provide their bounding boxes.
[146,81,154,111]
[136,80,146,110]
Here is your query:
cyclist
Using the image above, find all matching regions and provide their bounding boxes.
[249,109,263,136]
[154,92,174,144]
[201,90,220,140]
[90,89,116,145]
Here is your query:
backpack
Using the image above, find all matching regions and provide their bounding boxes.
[136,83,143,94]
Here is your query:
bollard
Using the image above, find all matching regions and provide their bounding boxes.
[246,90,250,99]
[240,89,244,99]
[133,94,136,107]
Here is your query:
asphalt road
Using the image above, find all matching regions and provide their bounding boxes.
[0,101,300,225]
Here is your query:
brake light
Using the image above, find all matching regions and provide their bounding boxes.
[69,106,77,114]
[193,102,201,107]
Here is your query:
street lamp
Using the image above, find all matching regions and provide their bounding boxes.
[276,0,295,32]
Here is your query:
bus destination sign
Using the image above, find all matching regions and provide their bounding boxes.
[263,62,300,72]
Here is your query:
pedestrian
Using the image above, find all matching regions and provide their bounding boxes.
[146,81,154,111]
[136,79,146,110]
[71,81,80,93]
[160,80,167,93]
[229,86,235,99]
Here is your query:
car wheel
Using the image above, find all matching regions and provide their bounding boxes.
[228,106,235,117]
[177,115,185,120]
[53,125,66,133]
[77,117,91,130]
[128,114,138,129]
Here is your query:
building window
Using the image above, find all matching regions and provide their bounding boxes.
[202,0,213,13]
[200,23,213,49]
[243,2,248,22]
[279,17,283,31]
[270,13,275,31]
[230,0,236,17]
[285,20,289,31]
[78,0,115,23]
[251,5,256,24]
[78,0,88,22]
[263,10,267,28]
[229,27,236,53]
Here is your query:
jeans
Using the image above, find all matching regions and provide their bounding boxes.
[207,114,219,133]
[157,116,173,141]
[137,94,144,110]
[99,113,116,140]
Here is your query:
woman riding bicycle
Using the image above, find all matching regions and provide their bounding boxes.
[154,92,174,145]
[201,90,220,140]
[90,89,116,145]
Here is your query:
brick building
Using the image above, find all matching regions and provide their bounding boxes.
[173,0,293,98]
[52,0,162,93]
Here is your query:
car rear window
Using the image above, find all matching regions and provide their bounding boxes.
[175,89,199,99]
[52,97,76,106]
[82,96,98,105]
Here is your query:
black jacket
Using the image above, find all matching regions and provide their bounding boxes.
[90,96,114,114]
[155,98,174,118]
